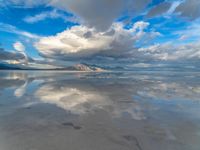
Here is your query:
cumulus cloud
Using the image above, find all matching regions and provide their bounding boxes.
[35,22,159,60]
[35,23,133,59]
[1,0,200,65]
[138,42,200,61]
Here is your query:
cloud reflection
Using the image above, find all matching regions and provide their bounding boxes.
[137,82,200,101]
[34,79,146,120]
[14,81,28,97]
[35,83,109,114]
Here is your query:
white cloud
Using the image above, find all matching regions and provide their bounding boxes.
[132,21,149,31]
[1,0,50,8]
[13,41,25,52]
[145,0,200,20]
[176,20,200,41]
[2,0,200,64]
[2,0,200,29]
[24,9,76,24]
[138,42,200,60]
[1,0,124,30]
[2,0,151,31]
[50,0,124,31]
[13,41,28,64]
[0,23,41,39]
[35,22,158,60]
[167,1,182,15]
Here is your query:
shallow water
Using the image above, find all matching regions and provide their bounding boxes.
[0,70,200,150]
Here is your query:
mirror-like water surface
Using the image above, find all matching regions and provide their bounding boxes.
[0,70,200,150]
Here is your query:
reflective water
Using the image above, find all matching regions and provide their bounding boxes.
[0,70,200,150]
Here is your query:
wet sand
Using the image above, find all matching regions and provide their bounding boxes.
[0,71,200,150]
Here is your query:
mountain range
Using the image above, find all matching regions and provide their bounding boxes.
[0,63,105,72]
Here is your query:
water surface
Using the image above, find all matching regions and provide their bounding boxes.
[0,70,200,150]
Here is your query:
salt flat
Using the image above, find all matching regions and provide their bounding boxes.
[0,71,200,150]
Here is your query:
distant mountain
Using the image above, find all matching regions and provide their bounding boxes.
[0,63,106,72]
[63,64,105,72]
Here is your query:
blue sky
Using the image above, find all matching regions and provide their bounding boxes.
[0,0,200,69]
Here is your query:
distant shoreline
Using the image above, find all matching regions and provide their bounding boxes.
[0,69,110,72]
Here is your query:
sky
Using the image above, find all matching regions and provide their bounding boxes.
[0,0,200,69]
